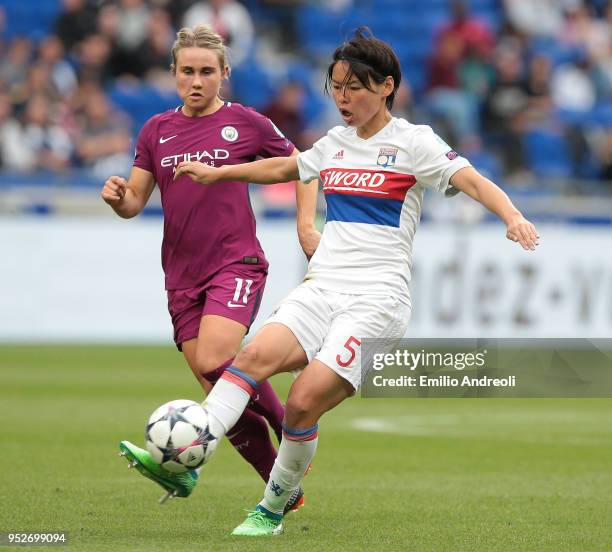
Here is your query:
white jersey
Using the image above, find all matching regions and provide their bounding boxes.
[297,117,471,302]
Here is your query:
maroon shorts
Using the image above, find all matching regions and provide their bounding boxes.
[167,265,267,350]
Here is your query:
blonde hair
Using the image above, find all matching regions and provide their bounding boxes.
[170,25,230,74]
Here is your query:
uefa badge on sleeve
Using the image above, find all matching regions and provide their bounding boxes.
[446,150,459,160]
[377,147,398,168]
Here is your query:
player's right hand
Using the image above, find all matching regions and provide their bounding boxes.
[101,176,127,205]
[506,214,540,251]
[174,161,220,185]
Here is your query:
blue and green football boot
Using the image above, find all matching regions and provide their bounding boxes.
[118,440,199,504]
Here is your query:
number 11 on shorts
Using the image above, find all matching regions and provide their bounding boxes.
[232,278,253,305]
[336,336,362,368]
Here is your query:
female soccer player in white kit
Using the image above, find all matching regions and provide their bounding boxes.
[174,28,540,536]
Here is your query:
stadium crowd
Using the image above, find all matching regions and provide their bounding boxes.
[1,0,612,189]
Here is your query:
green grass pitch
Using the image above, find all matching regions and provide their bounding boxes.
[1,345,611,551]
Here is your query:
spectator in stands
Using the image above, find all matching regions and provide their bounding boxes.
[428,33,462,90]
[67,79,102,134]
[148,0,194,29]
[459,44,496,102]
[0,92,25,170]
[23,63,62,104]
[75,34,114,85]
[0,37,33,93]
[436,0,495,61]
[183,0,255,66]
[482,46,530,176]
[391,81,419,123]
[117,0,150,51]
[99,4,172,83]
[9,60,64,116]
[10,95,73,172]
[0,6,6,45]
[426,33,480,145]
[262,80,308,151]
[524,54,554,125]
[551,56,597,112]
[96,3,145,82]
[504,0,567,38]
[426,1,493,143]
[111,0,151,77]
[97,2,121,40]
[594,128,612,183]
[559,1,600,53]
[561,1,612,102]
[260,78,314,208]
[75,87,132,177]
[135,7,175,86]
[590,2,612,99]
[55,0,97,53]
[38,35,78,98]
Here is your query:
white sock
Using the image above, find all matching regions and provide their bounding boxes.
[202,368,254,436]
[259,425,318,515]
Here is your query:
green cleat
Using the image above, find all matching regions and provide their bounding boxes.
[118,440,199,504]
[231,509,284,537]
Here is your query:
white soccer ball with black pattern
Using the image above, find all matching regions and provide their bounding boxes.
[145,399,219,473]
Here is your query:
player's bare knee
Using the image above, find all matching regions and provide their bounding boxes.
[234,343,258,367]
[284,391,319,427]
[234,344,268,380]
[194,350,231,375]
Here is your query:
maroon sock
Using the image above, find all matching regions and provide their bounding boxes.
[202,359,285,442]
[202,359,233,385]
[227,408,276,482]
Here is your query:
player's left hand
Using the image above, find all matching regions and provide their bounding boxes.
[506,214,540,251]
[174,161,219,184]
[298,227,322,260]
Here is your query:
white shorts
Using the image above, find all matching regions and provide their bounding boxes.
[264,282,411,390]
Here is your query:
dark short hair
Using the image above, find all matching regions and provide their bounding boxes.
[325,27,401,110]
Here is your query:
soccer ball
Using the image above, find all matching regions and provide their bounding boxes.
[145,399,219,473]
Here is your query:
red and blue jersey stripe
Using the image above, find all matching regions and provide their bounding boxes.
[320,169,416,228]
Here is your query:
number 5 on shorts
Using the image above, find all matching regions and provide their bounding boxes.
[336,336,362,368]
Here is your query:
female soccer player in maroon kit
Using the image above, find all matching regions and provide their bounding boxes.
[101,25,319,506]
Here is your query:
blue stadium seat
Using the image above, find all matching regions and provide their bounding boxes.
[3,0,60,40]
[524,128,573,178]
[296,5,379,58]
[468,150,503,181]
[530,37,586,67]
[557,103,612,130]
[470,0,502,8]
[107,83,180,132]
[402,62,428,98]
[230,58,276,110]
[555,108,592,127]
[474,8,503,32]
[588,103,612,128]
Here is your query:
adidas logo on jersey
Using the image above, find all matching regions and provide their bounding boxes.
[332,150,344,160]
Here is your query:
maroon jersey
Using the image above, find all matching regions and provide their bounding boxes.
[134,102,294,290]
